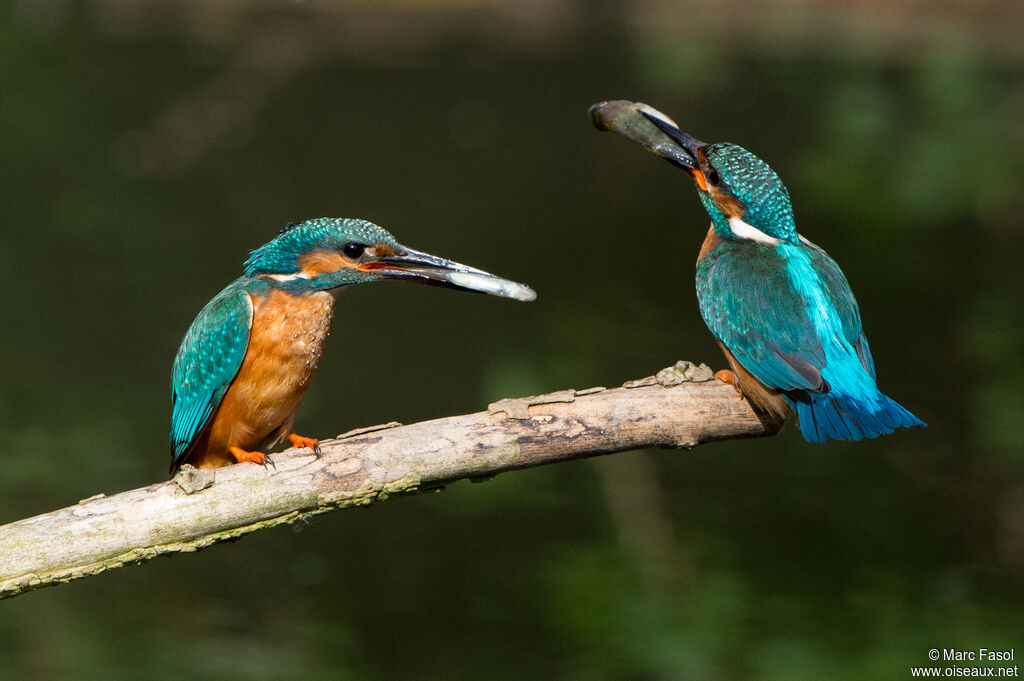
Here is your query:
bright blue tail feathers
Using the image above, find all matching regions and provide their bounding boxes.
[790,393,926,443]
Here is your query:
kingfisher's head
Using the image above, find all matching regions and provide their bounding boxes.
[242,217,536,301]
[589,100,798,245]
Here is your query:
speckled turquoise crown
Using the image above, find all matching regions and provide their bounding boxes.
[703,143,798,243]
[243,218,400,276]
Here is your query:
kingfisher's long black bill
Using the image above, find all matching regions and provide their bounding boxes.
[588,100,704,170]
[360,247,537,302]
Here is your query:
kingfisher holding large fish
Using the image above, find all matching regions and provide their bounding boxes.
[590,100,924,442]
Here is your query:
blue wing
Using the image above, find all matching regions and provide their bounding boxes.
[697,240,851,396]
[697,239,923,441]
[800,237,875,380]
[169,280,253,471]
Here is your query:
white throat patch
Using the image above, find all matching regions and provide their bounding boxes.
[728,216,780,245]
[266,272,313,282]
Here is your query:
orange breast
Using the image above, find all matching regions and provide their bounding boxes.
[715,340,790,421]
[696,225,721,265]
[192,288,339,468]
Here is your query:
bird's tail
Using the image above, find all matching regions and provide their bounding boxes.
[794,392,925,443]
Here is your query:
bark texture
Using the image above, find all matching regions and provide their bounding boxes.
[0,365,782,600]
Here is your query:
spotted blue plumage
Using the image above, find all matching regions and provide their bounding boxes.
[590,100,924,442]
[169,280,253,471]
[244,217,400,280]
[698,239,923,441]
[700,143,798,242]
[694,141,925,442]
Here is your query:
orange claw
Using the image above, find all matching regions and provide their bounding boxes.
[714,369,743,395]
[229,446,276,470]
[288,433,322,457]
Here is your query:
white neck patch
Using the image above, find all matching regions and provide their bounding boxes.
[728,216,780,245]
[266,272,313,282]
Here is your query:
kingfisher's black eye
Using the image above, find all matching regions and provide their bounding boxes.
[342,242,365,259]
[707,169,721,186]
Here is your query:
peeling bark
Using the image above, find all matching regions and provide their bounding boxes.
[0,366,782,600]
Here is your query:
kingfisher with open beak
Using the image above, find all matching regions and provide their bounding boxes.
[590,100,924,442]
[169,217,535,474]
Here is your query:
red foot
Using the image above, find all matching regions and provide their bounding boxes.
[288,433,322,457]
[229,446,276,470]
[714,369,743,395]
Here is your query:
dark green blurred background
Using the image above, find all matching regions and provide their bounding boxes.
[2,1,1023,678]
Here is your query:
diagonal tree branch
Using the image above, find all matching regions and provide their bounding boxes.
[0,363,782,600]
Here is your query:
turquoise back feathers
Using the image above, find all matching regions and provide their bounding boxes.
[170,281,252,465]
[590,99,925,442]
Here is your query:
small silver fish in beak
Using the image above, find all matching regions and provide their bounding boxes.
[359,246,537,302]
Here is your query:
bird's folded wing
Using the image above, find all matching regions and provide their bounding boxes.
[697,242,869,395]
[169,281,254,462]
[801,239,876,380]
